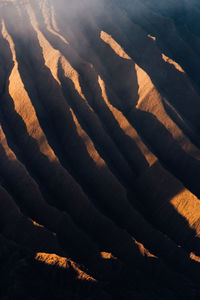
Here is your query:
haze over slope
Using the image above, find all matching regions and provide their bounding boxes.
[1,0,200,298]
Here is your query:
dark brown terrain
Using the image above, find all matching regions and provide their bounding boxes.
[1,0,200,299]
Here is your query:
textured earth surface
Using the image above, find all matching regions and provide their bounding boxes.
[1,0,200,299]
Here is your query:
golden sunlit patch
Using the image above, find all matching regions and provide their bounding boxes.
[70,108,106,167]
[135,239,157,258]
[100,31,131,60]
[147,34,156,41]
[101,252,116,259]
[98,74,157,166]
[170,189,200,234]
[135,62,200,160]
[35,252,96,282]
[26,4,62,84]
[1,18,58,162]
[41,0,69,45]
[162,53,184,72]
[190,252,200,262]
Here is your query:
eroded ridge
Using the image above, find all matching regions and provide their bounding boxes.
[0,0,200,299]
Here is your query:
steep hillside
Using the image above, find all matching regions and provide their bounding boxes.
[1,0,200,299]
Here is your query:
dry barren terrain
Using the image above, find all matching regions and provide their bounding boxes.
[1,0,200,299]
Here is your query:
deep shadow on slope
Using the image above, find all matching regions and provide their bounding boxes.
[51,1,200,256]
[1,1,200,298]
[76,2,200,202]
[0,17,172,292]
[94,1,200,133]
[0,235,112,300]
[1,1,200,282]
[115,0,200,94]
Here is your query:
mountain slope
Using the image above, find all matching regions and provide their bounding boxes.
[1,0,200,299]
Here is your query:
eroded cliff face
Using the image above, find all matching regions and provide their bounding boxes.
[0,0,200,298]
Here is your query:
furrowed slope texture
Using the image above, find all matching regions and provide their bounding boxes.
[0,0,200,299]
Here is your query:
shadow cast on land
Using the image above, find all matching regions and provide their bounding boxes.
[0,12,164,290]
[115,0,200,93]
[10,0,200,268]
[1,2,200,291]
[51,6,200,257]
[98,1,200,134]
[29,0,148,182]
